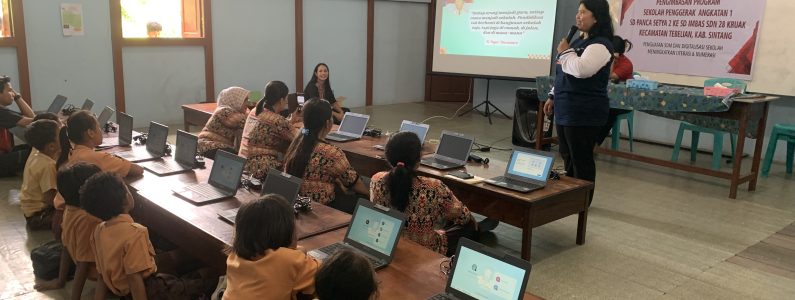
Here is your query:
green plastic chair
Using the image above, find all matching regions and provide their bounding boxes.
[761,124,795,177]
[611,111,634,152]
[672,122,736,170]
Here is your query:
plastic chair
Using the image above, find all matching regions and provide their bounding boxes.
[761,124,795,177]
[611,111,634,152]
[672,122,736,170]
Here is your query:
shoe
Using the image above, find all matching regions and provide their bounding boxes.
[478,218,499,232]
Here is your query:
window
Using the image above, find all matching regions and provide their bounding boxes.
[0,0,13,37]
[120,0,203,38]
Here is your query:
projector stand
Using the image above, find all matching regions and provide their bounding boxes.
[458,78,511,125]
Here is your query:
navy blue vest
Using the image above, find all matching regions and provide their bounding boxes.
[553,36,614,126]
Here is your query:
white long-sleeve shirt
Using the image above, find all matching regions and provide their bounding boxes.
[558,44,612,79]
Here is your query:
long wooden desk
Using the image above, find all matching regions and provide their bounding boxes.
[181,102,216,131]
[179,103,594,260]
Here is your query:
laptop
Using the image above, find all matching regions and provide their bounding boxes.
[484,148,555,193]
[116,112,133,146]
[399,120,430,145]
[218,168,303,224]
[173,150,246,204]
[307,199,406,270]
[140,130,198,176]
[45,95,68,114]
[420,131,475,170]
[96,106,115,125]
[326,112,370,142]
[81,99,94,111]
[114,122,168,163]
[428,238,532,300]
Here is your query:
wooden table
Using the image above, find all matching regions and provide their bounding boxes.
[301,228,543,300]
[181,102,216,131]
[536,96,777,199]
[175,102,594,260]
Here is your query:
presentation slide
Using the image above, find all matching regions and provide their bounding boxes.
[450,246,527,300]
[507,151,552,181]
[432,0,559,79]
[348,206,401,256]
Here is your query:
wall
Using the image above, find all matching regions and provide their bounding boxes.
[0,48,20,112]
[373,0,427,104]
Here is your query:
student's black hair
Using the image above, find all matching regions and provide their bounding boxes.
[57,110,99,169]
[283,98,332,178]
[33,112,60,122]
[255,80,289,116]
[24,120,59,152]
[229,194,296,260]
[580,0,614,40]
[305,63,336,102]
[315,249,378,300]
[383,131,422,212]
[80,172,127,221]
[0,75,11,88]
[57,163,102,207]
[612,35,632,54]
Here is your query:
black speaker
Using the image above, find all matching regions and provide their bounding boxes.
[512,88,553,148]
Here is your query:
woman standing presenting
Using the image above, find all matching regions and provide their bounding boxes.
[543,0,614,203]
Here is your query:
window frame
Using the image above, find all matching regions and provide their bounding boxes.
[0,0,31,103]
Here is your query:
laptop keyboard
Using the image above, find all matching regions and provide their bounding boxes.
[327,132,348,140]
[428,294,453,300]
[424,157,458,168]
[186,184,226,199]
[317,243,385,269]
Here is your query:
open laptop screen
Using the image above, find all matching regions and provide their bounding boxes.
[47,95,67,113]
[436,133,472,162]
[399,121,429,143]
[146,122,168,155]
[347,204,402,257]
[338,113,369,135]
[506,150,553,182]
[260,169,302,204]
[449,245,528,300]
[97,106,115,125]
[175,130,197,165]
[208,151,245,191]
[117,113,133,145]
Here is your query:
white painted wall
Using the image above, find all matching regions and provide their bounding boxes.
[0,48,20,111]
[373,0,428,104]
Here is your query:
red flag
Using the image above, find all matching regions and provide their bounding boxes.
[728,21,759,75]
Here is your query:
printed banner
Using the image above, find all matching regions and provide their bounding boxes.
[616,0,766,79]
[61,3,84,36]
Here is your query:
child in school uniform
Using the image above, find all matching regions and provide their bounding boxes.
[315,249,378,300]
[81,172,214,299]
[282,98,368,213]
[33,163,101,296]
[51,110,143,240]
[223,194,319,300]
[19,119,61,230]
[198,86,250,159]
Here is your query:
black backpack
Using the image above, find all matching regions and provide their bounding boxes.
[30,240,74,280]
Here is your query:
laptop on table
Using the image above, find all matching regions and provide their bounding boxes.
[42,95,68,114]
[399,120,430,145]
[428,238,532,300]
[307,199,406,270]
[81,99,94,111]
[484,148,555,193]
[326,112,370,142]
[140,130,198,176]
[97,106,115,125]
[173,150,246,204]
[114,121,168,163]
[420,131,475,170]
[218,168,303,224]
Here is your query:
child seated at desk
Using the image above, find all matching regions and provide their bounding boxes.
[223,194,319,300]
[199,86,249,159]
[19,119,61,231]
[82,172,215,299]
[34,163,101,296]
[315,249,378,300]
[283,98,368,213]
[239,81,300,180]
[370,132,477,256]
[53,110,143,240]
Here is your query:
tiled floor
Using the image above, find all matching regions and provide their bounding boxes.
[2,101,794,299]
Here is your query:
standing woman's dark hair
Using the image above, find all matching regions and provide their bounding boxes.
[315,249,378,300]
[304,63,336,102]
[255,80,289,116]
[383,131,422,212]
[580,0,614,39]
[229,194,296,260]
[283,98,332,178]
[57,110,99,168]
[612,35,632,54]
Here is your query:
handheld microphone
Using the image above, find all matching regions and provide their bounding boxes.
[566,25,579,43]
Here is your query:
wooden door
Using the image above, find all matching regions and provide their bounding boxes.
[425,75,472,102]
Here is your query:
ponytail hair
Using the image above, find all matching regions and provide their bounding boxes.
[383,131,422,212]
[57,110,99,168]
[612,35,632,54]
[283,98,332,178]
[255,80,289,116]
